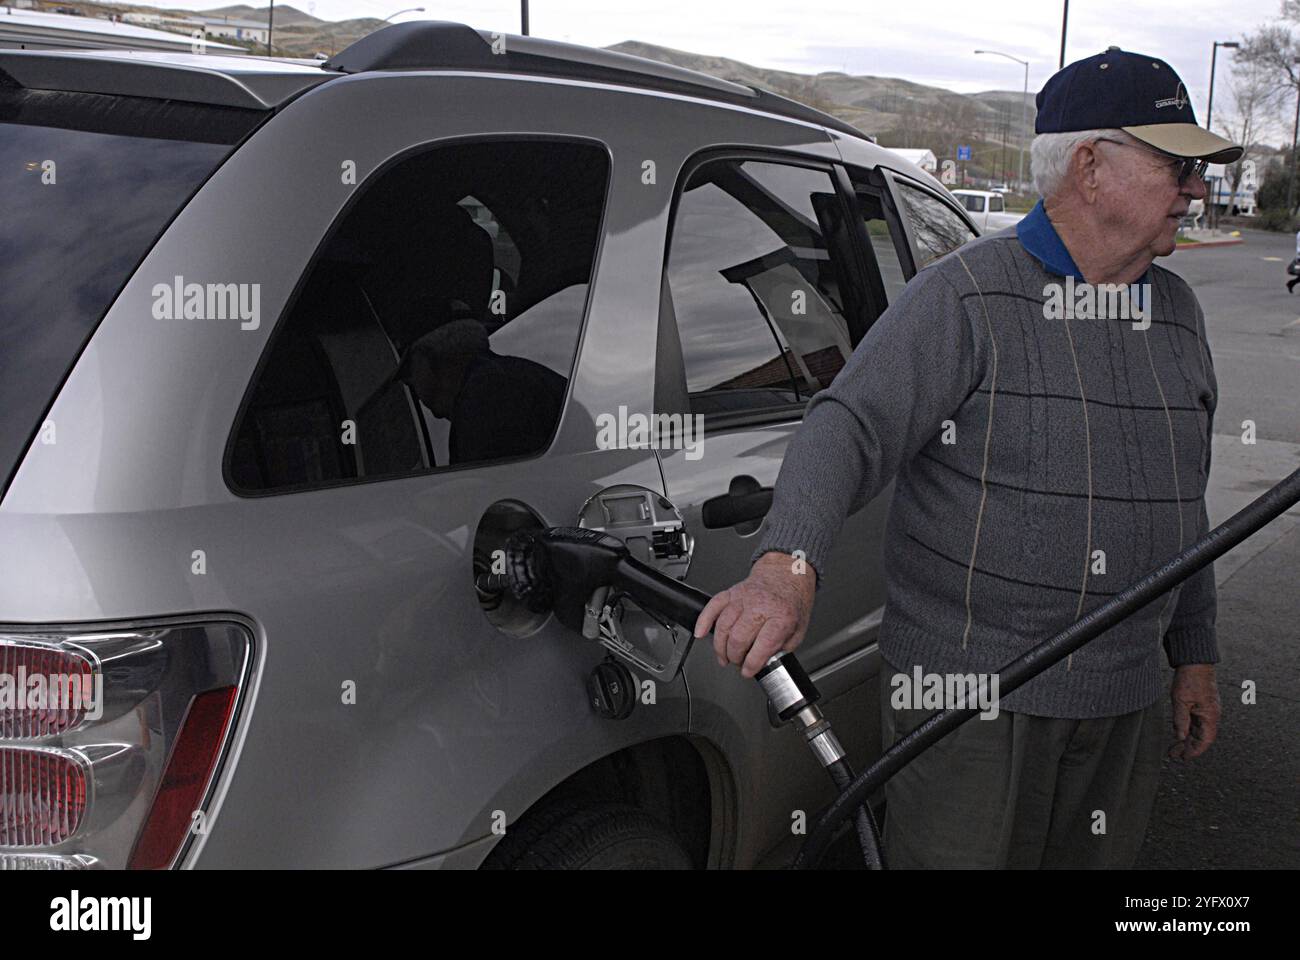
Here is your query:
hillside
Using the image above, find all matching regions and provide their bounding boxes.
[200,4,322,27]
[609,39,1035,166]
[198,5,383,56]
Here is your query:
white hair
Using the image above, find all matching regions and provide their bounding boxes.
[1030,128,1131,198]
[408,319,489,371]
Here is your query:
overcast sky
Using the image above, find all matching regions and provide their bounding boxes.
[139,0,1288,112]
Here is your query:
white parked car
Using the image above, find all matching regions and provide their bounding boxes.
[951,189,1024,233]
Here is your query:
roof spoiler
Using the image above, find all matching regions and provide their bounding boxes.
[0,50,332,110]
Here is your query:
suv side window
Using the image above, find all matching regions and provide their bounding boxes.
[664,158,857,420]
[895,180,977,267]
[229,140,609,493]
[989,194,1004,213]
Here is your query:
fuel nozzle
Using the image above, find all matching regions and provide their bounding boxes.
[755,652,845,769]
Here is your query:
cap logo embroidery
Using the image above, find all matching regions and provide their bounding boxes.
[1155,82,1188,110]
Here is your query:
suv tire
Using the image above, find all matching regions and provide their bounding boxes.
[483,800,693,869]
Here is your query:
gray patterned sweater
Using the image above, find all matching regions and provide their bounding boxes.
[752,226,1219,718]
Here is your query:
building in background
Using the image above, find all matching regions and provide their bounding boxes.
[198,15,269,46]
[1205,160,1257,217]
[884,147,937,174]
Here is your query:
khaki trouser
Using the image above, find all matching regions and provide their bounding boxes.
[879,660,1164,868]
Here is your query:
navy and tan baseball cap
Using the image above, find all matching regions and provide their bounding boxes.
[1036,47,1242,163]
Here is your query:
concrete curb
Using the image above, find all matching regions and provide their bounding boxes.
[1175,237,1245,249]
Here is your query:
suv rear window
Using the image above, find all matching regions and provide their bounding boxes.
[0,82,261,497]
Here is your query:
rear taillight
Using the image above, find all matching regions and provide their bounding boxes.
[0,641,95,738]
[0,622,250,869]
[0,747,87,845]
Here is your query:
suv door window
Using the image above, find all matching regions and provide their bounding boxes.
[989,194,1005,213]
[229,140,608,493]
[664,158,857,420]
[894,180,977,267]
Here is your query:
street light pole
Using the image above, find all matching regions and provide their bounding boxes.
[976,50,1030,192]
[383,7,426,20]
[1206,40,1239,132]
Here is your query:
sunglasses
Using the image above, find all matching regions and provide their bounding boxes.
[1093,138,1209,186]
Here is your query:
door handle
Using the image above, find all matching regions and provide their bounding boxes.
[702,475,773,531]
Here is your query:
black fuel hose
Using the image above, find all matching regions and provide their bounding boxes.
[793,466,1300,869]
[827,757,886,869]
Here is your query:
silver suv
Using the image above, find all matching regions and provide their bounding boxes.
[0,22,977,869]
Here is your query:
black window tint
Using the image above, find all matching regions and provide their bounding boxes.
[0,90,257,496]
[230,140,608,492]
[895,181,977,266]
[666,159,855,418]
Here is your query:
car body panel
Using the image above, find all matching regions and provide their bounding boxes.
[1,65,885,868]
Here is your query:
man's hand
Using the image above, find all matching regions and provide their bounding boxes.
[1169,664,1220,759]
[693,552,816,679]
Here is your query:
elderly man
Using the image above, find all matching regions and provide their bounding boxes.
[398,319,566,465]
[694,48,1241,868]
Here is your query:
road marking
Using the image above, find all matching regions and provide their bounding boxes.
[1261,256,1284,262]
[1285,317,1300,329]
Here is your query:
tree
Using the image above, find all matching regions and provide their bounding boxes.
[1238,1,1300,88]
[1237,2,1300,208]
[1214,59,1285,203]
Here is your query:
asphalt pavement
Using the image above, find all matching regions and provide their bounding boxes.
[1135,229,1299,869]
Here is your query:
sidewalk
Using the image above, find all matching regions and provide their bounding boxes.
[1205,434,1300,588]
[1177,228,1245,249]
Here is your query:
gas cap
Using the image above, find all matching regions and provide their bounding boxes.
[588,659,636,720]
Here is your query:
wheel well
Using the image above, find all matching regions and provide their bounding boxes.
[491,736,723,868]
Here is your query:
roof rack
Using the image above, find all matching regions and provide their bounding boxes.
[324,22,870,142]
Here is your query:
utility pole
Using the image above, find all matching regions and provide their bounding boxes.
[1289,70,1300,215]
[1000,106,1009,186]
[521,0,529,36]
[1059,0,1068,68]
[267,1,274,56]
